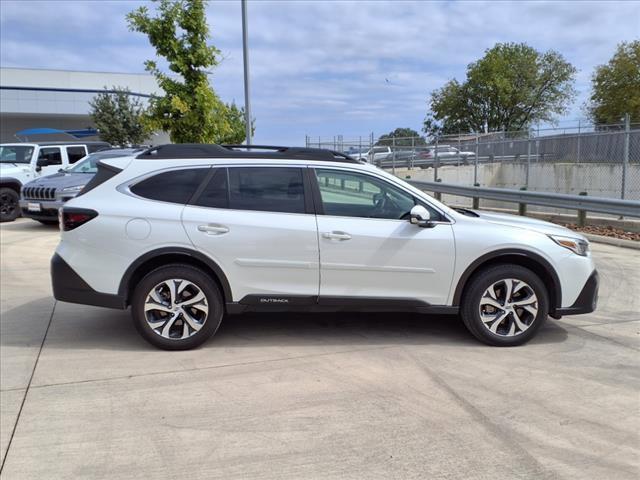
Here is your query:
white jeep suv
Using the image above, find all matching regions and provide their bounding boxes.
[51,144,598,350]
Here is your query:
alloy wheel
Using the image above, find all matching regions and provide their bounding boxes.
[144,279,209,340]
[478,278,538,337]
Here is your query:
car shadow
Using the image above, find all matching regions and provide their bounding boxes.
[1,297,569,352]
[0,219,58,232]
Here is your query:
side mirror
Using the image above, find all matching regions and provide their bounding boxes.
[35,165,42,172]
[409,205,433,228]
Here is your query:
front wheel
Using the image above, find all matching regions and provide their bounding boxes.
[0,187,20,223]
[460,264,548,346]
[131,264,224,350]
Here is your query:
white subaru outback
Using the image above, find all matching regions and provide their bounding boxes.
[51,144,598,350]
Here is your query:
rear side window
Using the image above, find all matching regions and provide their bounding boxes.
[191,168,228,208]
[67,146,87,164]
[131,168,207,204]
[228,167,305,214]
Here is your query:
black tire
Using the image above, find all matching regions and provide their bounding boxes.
[0,187,20,223]
[131,264,224,350]
[37,219,59,226]
[460,264,548,347]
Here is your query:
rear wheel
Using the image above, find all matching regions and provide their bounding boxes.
[131,264,224,350]
[460,264,548,346]
[0,188,20,223]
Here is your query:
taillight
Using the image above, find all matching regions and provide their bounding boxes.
[60,207,98,231]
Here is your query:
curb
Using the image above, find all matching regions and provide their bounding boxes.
[582,233,640,250]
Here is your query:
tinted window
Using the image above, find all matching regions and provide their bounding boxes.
[38,147,62,165]
[131,168,207,204]
[315,169,415,220]
[228,167,305,214]
[191,168,228,208]
[67,146,87,164]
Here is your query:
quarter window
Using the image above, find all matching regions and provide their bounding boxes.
[228,167,305,214]
[131,168,207,204]
[315,169,416,220]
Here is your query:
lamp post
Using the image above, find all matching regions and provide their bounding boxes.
[241,0,252,145]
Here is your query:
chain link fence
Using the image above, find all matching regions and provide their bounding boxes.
[306,120,640,207]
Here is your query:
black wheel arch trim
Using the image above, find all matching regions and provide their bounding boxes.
[1,177,23,190]
[118,247,233,305]
[452,248,562,313]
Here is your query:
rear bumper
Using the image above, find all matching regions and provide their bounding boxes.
[555,270,598,316]
[51,253,126,309]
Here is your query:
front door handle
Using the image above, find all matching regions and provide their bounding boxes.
[322,231,351,241]
[197,224,229,235]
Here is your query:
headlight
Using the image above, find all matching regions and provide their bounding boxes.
[61,185,86,193]
[549,235,590,256]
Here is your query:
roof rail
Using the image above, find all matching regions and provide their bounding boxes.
[136,144,362,163]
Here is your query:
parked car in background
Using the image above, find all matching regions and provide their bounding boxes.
[352,146,392,163]
[19,148,143,225]
[0,141,110,222]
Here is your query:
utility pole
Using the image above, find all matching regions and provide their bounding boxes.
[241,0,252,145]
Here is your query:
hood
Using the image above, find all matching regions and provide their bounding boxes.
[23,171,94,189]
[468,209,587,240]
[0,162,30,176]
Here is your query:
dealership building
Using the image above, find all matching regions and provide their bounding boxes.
[0,67,168,144]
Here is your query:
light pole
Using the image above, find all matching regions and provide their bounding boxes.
[241,0,252,145]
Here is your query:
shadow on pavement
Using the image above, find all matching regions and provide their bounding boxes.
[0,219,58,232]
[1,297,569,352]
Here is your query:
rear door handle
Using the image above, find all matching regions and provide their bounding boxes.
[322,231,351,241]
[197,224,229,235]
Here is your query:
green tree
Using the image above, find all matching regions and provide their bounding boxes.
[376,128,426,146]
[89,87,149,145]
[127,0,251,143]
[587,41,640,125]
[423,43,576,136]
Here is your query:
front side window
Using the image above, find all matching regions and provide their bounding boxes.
[315,169,415,220]
[130,168,207,204]
[227,167,305,214]
[67,146,87,164]
[38,147,62,166]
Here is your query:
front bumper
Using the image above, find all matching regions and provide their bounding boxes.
[51,253,126,309]
[555,270,599,316]
[19,198,64,220]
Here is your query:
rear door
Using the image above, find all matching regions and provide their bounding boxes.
[182,166,320,304]
[313,167,455,306]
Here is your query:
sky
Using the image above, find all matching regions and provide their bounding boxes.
[1,0,639,145]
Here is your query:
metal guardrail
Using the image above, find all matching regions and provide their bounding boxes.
[409,180,640,218]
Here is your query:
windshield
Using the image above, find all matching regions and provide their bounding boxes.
[0,145,34,164]
[66,151,130,173]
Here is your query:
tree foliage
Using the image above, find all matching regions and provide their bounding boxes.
[89,87,149,146]
[127,0,250,144]
[376,128,426,146]
[423,43,576,136]
[587,41,640,125]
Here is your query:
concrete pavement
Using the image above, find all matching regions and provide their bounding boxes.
[1,219,639,479]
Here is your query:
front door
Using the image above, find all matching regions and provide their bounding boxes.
[36,147,64,177]
[313,167,455,306]
[182,166,320,303]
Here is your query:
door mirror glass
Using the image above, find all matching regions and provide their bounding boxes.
[409,205,432,227]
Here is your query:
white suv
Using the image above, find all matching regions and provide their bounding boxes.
[51,145,598,350]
